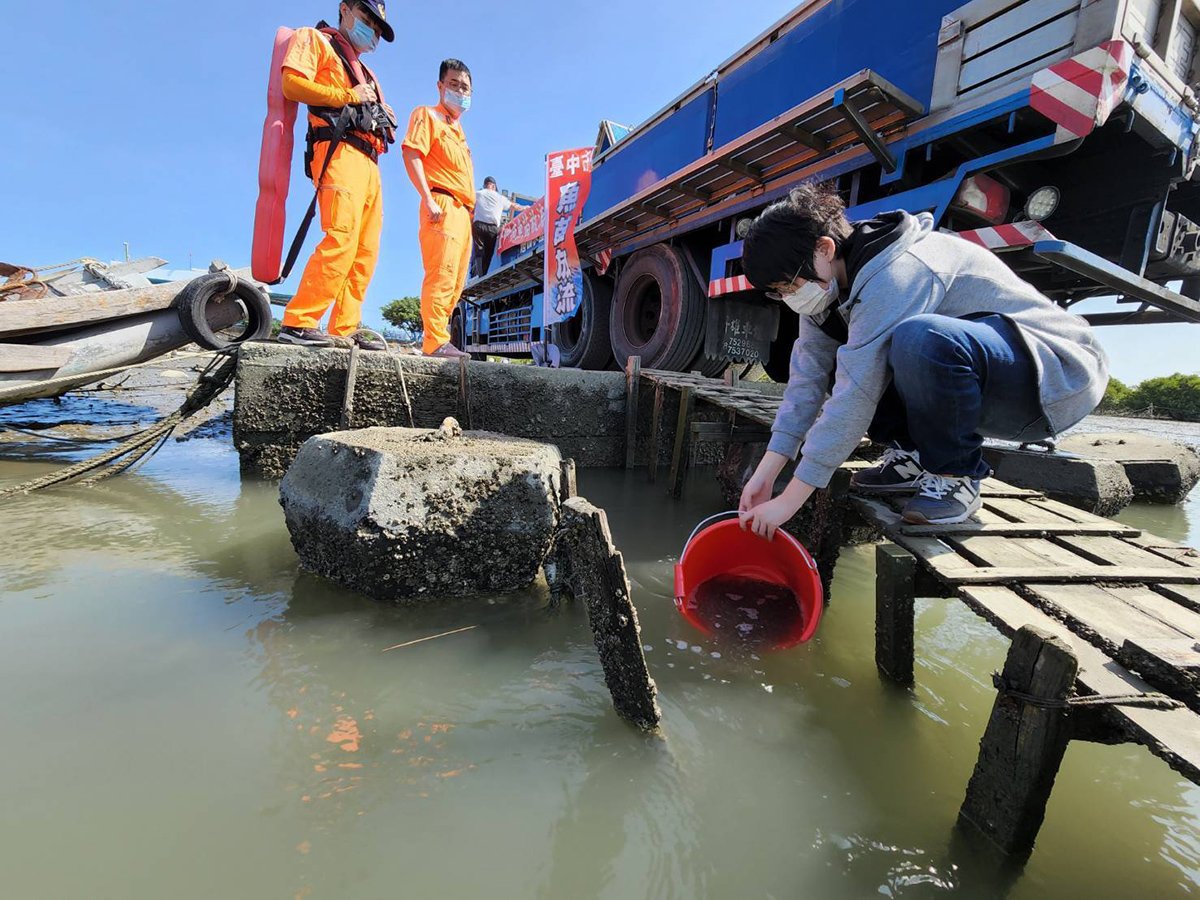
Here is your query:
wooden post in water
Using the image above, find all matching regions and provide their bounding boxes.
[648,384,665,483]
[958,625,1079,856]
[668,386,694,499]
[624,356,641,469]
[875,543,917,685]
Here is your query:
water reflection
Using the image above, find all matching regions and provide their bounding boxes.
[0,421,1197,898]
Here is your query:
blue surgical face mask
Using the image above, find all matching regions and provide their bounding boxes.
[348,19,379,52]
[444,90,471,114]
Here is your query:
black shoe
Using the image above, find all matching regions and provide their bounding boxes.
[352,333,388,352]
[851,445,927,493]
[278,326,333,347]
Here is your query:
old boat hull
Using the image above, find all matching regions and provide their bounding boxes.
[0,300,244,404]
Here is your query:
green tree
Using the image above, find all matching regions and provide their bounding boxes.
[1126,373,1200,420]
[1098,376,1132,412]
[381,296,422,333]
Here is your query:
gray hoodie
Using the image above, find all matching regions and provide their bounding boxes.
[769,211,1110,488]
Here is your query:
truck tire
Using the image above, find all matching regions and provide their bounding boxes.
[450,309,466,350]
[553,274,613,369]
[451,309,486,361]
[690,352,728,378]
[610,244,705,371]
[175,273,273,351]
[764,308,798,383]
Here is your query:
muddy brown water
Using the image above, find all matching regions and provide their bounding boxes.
[0,405,1198,899]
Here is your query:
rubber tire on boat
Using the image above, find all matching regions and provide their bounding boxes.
[175,273,273,351]
[609,244,705,372]
[553,273,614,370]
[764,307,799,383]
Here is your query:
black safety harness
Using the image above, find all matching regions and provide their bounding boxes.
[276,23,396,284]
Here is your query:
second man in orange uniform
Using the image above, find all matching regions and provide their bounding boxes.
[401,59,476,358]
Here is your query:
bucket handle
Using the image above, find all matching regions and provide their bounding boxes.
[680,510,819,572]
[680,511,742,558]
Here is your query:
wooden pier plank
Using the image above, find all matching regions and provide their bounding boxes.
[1055,535,1194,570]
[1156,584,1200,612]
[848,494,1138,539]
[1029,583,1199,645]
[938,567,1200,585]
[960,585,1200,784]
[950,535,1091,570]
[985,496,1078,525]
[1126,535,1200,568]
[900,522,1139,537]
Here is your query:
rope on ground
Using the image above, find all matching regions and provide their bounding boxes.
[0,350,239,500]
[992,672,1184,711]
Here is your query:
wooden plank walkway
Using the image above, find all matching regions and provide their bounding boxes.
[852,478,1200,854]
[632,364,1200,856]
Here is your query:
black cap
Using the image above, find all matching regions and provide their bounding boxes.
[354,0,395,43]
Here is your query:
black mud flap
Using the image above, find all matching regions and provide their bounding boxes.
[703,295,779,364]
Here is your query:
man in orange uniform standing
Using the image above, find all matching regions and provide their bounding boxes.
[401,60,476,358]
[277,1,395,351]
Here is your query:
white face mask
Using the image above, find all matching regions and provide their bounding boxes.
[779,278,839,316]
[768,248,839,316]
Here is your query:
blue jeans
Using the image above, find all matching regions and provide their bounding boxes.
[868,314,1048,479]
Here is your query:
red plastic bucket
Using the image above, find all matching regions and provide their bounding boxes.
[673,512,824,649]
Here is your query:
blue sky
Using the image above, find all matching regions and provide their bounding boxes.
[6,0,1198,383]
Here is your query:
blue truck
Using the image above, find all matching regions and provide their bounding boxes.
[457,0,1200,380]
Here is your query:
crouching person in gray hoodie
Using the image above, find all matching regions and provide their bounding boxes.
[738,184,1109,533]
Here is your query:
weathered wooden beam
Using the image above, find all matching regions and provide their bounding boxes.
[648,383,664,483]
[876,543,917,685]
[624,356,641,469]
[554,498,661,731]
[0,280,183,339]
[689,422,773,443]
[560,458,578,503]
[668,386,694,499]
[958,625,1079,857]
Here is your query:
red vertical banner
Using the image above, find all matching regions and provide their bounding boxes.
[543,147,594,326]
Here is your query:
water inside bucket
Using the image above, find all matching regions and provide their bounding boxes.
[684,573,805,648]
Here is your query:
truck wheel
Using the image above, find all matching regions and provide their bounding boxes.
[690,352,728,378]
[764,308,798,383]
[553,274,613,369]
[610,244,704,371]
[450,309,466,350]
[451,310,486,361]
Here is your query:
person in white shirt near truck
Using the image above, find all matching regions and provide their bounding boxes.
[472,177,514,277]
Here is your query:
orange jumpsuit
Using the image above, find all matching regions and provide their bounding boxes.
[279,28,386,338]
[402,106,475,353]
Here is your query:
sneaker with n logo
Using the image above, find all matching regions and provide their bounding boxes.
[851,445,927,493]
[901,473,983,525]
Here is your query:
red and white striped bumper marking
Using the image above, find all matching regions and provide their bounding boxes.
[708,275,753,297]
[957,221,1055,250]
[1031,40,1133,143]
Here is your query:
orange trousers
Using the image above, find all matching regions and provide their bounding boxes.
[418,192,472,354]
[282,143,383,337]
